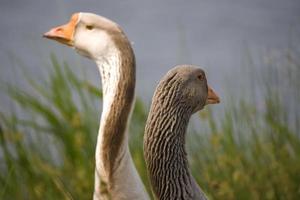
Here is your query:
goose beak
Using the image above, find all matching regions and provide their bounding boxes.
[206,86,220,105]
[43,13,79,46]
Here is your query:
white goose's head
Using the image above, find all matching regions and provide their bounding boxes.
[44,12,124,60]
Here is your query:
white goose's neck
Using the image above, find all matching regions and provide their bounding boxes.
[95,48,123,178]
[94,48,123,192]
[93,43,149,199]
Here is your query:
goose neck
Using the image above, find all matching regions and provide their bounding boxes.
[144,103,195,199]
[94,42,136,196]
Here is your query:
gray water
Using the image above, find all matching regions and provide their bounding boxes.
[0,0,299,111]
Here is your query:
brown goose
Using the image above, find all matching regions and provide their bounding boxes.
[144,65,220,200]
[44,13,149,200]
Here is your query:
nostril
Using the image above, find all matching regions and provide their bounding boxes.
[53,27,63,33]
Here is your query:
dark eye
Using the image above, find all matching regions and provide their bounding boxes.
[86,25,94,30]
[197,74,204,81]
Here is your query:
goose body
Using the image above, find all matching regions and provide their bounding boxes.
[144,65,219,200]
[44,12,149,200]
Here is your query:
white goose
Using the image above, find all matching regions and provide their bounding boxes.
[44,13,149,200]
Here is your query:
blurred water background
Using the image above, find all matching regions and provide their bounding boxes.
[1,0,299,102]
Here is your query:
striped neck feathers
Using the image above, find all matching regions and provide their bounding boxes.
[144,73,200,199]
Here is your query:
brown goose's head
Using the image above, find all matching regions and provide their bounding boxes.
[161,65,220,113]
[43,12,124,60]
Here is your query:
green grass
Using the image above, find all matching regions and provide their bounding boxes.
[0,50,300,199]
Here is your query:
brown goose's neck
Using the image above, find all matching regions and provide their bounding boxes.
[144,75,207,199]
[144,102,193,199]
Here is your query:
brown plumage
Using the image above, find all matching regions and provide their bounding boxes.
[144,65,219,200]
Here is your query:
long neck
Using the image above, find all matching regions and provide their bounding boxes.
[96,46,135,181]
[93,37,149,199]
[144,77,207,200]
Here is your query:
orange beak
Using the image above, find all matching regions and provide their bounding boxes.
[206,86,220,105]
[43,13,79,46]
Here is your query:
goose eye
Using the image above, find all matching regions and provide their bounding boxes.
[197,74,204,81]
[86,25,94,30]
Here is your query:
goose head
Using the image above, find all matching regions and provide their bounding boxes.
[43,12,124,60]
[163,65,220,113]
